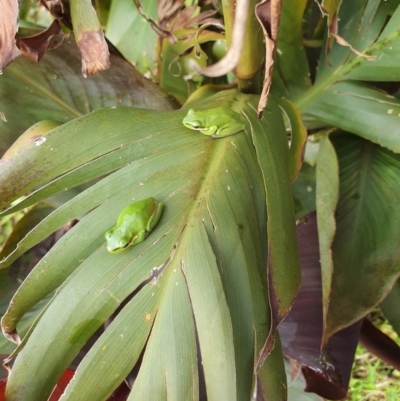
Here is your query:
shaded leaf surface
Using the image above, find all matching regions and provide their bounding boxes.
[0,204,54,260]
[273,0,311,101]
[0,38,175,156]
[292,163,316,219]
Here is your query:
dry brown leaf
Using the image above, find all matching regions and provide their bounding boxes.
[171,6,220,31]
[198,0,249,78]
[41,0,73,29]
[333,33,376,61]
[255,0,282,118]
[79,30,110,77]
[158,0,184,30]
[67,0,110,77]
[134,0,176,43]
[16,20,63,62]
[0,0,21,72]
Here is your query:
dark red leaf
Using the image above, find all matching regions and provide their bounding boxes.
[359,318,400,370]
[279,212,361,400]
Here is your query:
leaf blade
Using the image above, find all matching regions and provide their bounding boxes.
[325,134,400,340]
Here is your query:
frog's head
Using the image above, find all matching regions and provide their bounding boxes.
[105,227,134,253]
[182,108,203,130]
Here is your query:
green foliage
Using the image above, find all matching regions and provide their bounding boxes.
[0,0,400,400]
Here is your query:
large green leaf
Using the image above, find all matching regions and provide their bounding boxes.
[324,133,400,341]
[0,38,174,156]
[302,81,400,153]
[105,0,158,72]
[273,0,311,101]
[243,101,301,370]
[1,90,298,400]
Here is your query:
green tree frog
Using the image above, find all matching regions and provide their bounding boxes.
[182,107,245,138]
[105,197,164,253]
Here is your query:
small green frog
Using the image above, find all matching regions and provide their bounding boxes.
[105,197,164,253]
[182,107,245,138]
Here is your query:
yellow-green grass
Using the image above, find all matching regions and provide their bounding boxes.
[346,311,400,401]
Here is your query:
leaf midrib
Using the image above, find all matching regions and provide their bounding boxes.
[338,140,375,255]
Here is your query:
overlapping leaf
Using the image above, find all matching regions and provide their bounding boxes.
[302,81,400,153]
[243,101,301,371]
[316,136,338,329]
[297,1,400,142]
[315,0,398,83]
[273,0,311,100]
[324,133,400,340]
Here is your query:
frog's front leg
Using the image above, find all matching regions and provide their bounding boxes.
[212,123,245,138]
[132,230,146,245]
[200,126,218,136]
